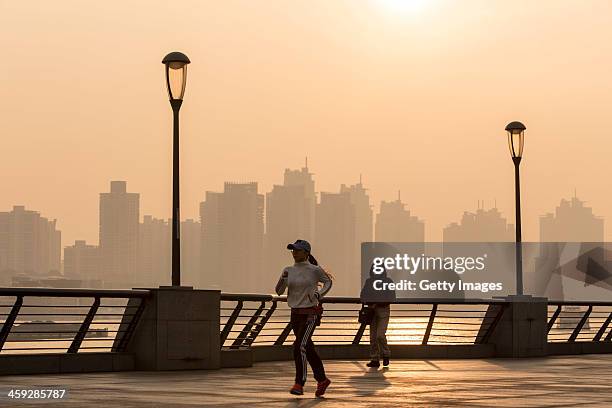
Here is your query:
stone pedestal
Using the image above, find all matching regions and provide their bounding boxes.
[487,295,548,358]
[127,286,221,370]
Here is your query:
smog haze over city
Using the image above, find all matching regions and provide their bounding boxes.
[2,1,612,293]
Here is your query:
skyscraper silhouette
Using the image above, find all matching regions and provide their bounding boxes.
[535,195,605,301]
[138,215,170,287]
[375,195,425,242]
[540,196,604,242]
[0,206,61,282]
[64,240,101,287]
[99,181,139,288]
[340,179,373,259]
[315,191,356,296]
[443,206,514,242]
[200,182,264,292]
[181,218,201,288]
[265,165,316,283]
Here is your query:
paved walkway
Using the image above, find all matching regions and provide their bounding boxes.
[1,354,611,407]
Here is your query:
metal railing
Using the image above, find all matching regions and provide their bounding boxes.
[220,294,507,348]
[0,288,150,354]
[221,295,612,349]
[3,288,610,355]
[547,301,612,343]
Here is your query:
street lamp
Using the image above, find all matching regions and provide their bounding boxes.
[505,121,526,296]
[162,51,190,287]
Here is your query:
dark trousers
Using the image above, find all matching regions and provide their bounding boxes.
[369,304,391,359]
[291,312,326,386]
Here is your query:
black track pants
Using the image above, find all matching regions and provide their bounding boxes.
[291,312,326,386]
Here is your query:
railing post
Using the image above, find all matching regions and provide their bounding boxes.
[244,301,277,346]
[0,295,23,351]
[547,304,562,334]
[274,322,293,346]
[220,301,243,346]
[68,297,100,353]
[422,304,438,345]
[568,306,592,342]
[476,303,505,344]
[231,301,265,348]
[112,297,146,352]
[606,324,612,342]
[593,311,612,342]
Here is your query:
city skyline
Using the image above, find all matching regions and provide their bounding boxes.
[0,171,605,294]
[4,162,609,248]
[2,167,606,251]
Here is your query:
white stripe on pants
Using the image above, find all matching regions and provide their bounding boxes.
[301,318,316,383]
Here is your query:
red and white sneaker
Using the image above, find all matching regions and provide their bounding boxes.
[290,383,304,395]
[315,378,331,397]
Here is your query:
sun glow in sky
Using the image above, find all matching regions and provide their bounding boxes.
[375,0,430,14]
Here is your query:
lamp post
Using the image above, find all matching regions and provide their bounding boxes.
[162,51,190,287]
[505,121,526,296]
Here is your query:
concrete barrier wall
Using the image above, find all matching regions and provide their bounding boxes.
[547,342,612,356]
[219,344,496,368]
[0,353,134,376]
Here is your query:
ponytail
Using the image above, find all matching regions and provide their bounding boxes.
[307,253,318,266]
[309,253,334,280]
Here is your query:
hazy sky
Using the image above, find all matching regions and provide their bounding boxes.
[2,0,612,246]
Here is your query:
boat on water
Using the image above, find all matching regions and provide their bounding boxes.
[7,320,109,341]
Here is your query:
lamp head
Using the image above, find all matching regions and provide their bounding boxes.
[505,121,526,159]
[162,52,191,101]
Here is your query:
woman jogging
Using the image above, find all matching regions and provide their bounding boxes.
[275,239,332,397]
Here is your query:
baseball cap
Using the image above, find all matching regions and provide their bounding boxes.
[287,239,311,253]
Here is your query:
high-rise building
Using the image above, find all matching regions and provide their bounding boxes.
[540,196,604,242]
[99,181,139,288]
[138,216,170,287]
[0,206,61,283]
[375,196,425,242]
[64,240,101,287]
[443,207,514,242]
[283,164,316,239]
[200,192,222,289]
[200,182,264,292]
[537,196,605,302]
[315,191,356,296]
[181,219,201,288]
[340,179,373,249]
[265,165,316,282]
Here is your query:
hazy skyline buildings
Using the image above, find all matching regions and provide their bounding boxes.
[264,165,316,282]
[443,206,515,242]
[0,205,61,282]
[200,182,264,292]
[63,240,101,287]
[540,196,604,242]
[180,219,201,288]
[315,191,357,295]
[99,181,139,288]
[535,196,604,300]
[3,172,610,295]
[375,195,425,242]
[138,215,170,288]
[341,179,374,248]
